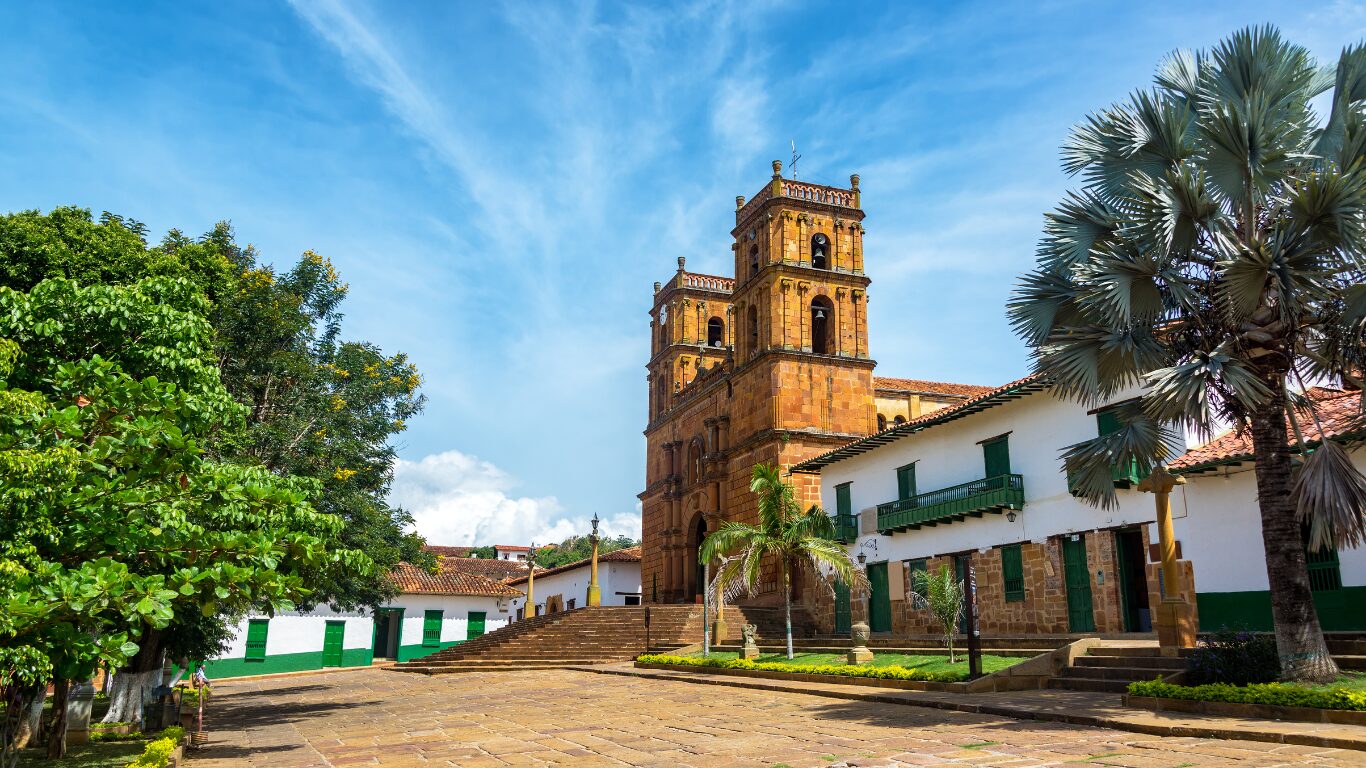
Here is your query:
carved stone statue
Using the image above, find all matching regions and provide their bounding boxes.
[847,621,873,665]
[740,623,760,660]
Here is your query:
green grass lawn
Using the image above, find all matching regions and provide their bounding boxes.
[14,740,146,768]
[1289,671,1366,693]
[684,650,1021,676]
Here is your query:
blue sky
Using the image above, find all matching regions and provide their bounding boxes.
[2,1,1362,545]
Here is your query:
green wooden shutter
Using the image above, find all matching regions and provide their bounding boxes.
[1096,408,1142,485]
[1096,409,1122,435]
[244,619,269,661]
[422,610,443,647]
[1001,544,1024,602]
[1304,541,1343,592]
[896,463,916,501]
[983,436,1010,478]
[466,611,486,639]
[835,483,851,515]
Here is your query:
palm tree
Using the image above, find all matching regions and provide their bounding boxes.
[700,463,868,659]
[1009,26,1366,682]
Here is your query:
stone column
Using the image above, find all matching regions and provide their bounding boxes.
[1139,466,1195,655]
[64,681,96,745]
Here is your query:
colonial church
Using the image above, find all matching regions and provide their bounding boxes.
[640,162,989,605]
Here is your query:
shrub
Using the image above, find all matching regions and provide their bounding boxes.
[1128,680,1366,711]
[1185,628,1279,686]
[635,653,963,682]
[123,727,185,768]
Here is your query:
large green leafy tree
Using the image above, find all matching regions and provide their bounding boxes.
[0,210,429,640]
[0,279,366,751]
[700,464,867,659]
[1009,27,1366,681]
[534,534,639,569]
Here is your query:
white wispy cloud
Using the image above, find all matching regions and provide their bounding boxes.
[391,450,640,546]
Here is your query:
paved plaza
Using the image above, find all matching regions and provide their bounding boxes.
[188,668,1361,767]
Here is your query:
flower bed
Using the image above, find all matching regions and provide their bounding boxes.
[1126,680,1366,726]
[635,653,962,682]
[1127,680,1366,711]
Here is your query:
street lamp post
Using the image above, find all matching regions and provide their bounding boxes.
[526,542,537,618]
[1138,464,1195,655]
[587,514,602,607]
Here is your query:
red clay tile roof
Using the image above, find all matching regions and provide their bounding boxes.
[1171,388,1364,472]
[424,545,475,558]
[391,562,524,597]
[507,546,641,585]
[793,373,1051,473]
[495,545,531,552]
[437,556,531,582]
[873,377,994,399]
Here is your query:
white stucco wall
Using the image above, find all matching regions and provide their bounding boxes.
[388,593,519,646]
[1176,452,1366,592]
[218,605,373,658]
[528,560,642,612]
[818,388,1160,566]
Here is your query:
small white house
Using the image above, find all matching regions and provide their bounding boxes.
[494,545,531,561]
[203,560,525,678]
[793,375,1170,637]
[508,546,642,616]
[1171,386,1366,632]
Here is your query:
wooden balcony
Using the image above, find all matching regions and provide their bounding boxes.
[877,474,1024,533]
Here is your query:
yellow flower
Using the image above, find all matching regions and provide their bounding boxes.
[333,468,357,481]
[330,396,346,411]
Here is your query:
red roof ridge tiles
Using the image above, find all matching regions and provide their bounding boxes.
[1172,387,1363,472]
[873,376,995,398]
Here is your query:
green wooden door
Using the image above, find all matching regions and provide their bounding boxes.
[322,620,345,667]
[466,611,486,639]
[245,619,269,662]
[422,610,443,647]
[833,580,851,635]
[867,562,891,632]
[983,436,1011,478]
[1062,535,1096,632]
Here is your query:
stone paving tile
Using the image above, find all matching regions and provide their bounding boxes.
[187,668,1363,767]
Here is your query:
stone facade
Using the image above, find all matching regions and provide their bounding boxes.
[640,164,878,606]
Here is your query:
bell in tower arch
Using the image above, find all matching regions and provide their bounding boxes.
[811,233,829,270]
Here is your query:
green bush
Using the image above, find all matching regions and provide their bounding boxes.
[1128,679,1366,711]
[123,726,185,768]
[635,653,963,682]
[1185,628,1279,686]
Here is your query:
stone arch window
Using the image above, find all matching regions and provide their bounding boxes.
[707,316,725,347]
[749,245,760,279]
[876,413,887,431]
[811,233,830,269]
[893,415,907,425]
[687,438,704,484]
[810,296,834,355]
[747,304,759,356]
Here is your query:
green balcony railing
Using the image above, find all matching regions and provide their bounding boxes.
[828,512,858,543]
[877,473,1024,533]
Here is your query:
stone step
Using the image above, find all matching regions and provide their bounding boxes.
[1086,645,1162,658]
[1047,677,1133,694]
[1076,655,1186,670]
[1329,639,1366,656]
[708,644,1051,658]
[1061,666,1171,682]
[1334,654,1366,671]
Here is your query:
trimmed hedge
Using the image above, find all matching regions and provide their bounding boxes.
[124,726,185,768]
[1128,679,1366,711]
[635,653,963,682]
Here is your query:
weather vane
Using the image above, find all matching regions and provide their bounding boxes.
[790,140,802,179]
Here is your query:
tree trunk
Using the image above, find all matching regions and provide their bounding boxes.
[13,687,45,750]
[102,626,164,724]
[1250,406,1341,682]
[783,558,794,660]
[45,680,69,759]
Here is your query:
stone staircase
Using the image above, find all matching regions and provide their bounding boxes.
[1327,633,1366,671]
[1049,644,1186,693]
[389,604,813,674]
